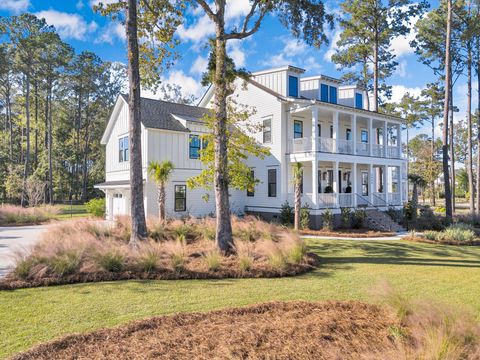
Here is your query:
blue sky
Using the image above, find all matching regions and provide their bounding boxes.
[0,0,474,138]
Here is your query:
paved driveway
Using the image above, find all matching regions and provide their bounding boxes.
[0,225,49,277]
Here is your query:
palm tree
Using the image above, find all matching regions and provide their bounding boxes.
[148,160,174,222]
[408,173,426,220]
[292,162,303,230]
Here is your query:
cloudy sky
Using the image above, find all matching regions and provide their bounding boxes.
[0,0,474,138]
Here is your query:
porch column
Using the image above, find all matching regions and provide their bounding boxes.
[368,163,374,205]
[397,124,402,158]
[383,121,388,158]
[333,111,339,153]
[352,114,357,155]
[352,162,358,207]
[368,118,373,156]
[312,160,318,207]
[312,106,318,152]
[333,161,339,207]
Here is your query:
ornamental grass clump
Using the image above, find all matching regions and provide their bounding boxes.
[203,251,222,271]
[0,204,60,225]
[95,250,125,273]
[440,224,475,244]
[163,240,186,272]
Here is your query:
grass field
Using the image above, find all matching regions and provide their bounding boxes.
[1,238,479,358]
[54,204,89,220]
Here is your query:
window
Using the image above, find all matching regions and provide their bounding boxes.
[330,125,334,138]
[118,136,129,162]
[294,120,303,139]
[361,172,368,196]
[318,124,321,137]
[300,172,303,194]
[263,118,271,143]
[247,170,255,197]
[268,169,277,197]
[355,93,363,109]
[346,129,352,141]
[329,86,337,104]
[189,134,201,159]
[320,84,329,102]
[361,129,368,143]
[318,170,322,193]
[288,76,299,97]
[174,185,186,212]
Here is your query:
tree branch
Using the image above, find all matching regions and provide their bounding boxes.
[196,0,216,22]
[225,7,268,40]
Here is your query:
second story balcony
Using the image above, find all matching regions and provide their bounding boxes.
[287,103,404,160]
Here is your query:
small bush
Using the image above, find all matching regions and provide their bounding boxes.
[434,206,446,214]
[285,241,306,264]
[440,224,475,244]
[203,251,222,271]
[96,251,125,273]
[85,198,105,217]
[340,207,351,228]
[351,209,365,229]
[423,230,439,241]
[321,209,334,231]
[280,202,294,226]
[300,206,310,229]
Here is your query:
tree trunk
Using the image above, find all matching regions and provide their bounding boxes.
[477,40,480,212]
[294,181,301,230]
[442,0,453,221]
[467,46,474,214]
[449,91,455,214]
[48,82,53,205]
[412,182,418,220]
[431,115,436,206]
[126,0,148,245]
[34,80,38,169]
[213,12,234,255]
[81,95,91,202]
[373,41,379,112]
[159,184,166,222]
[21,72,31,207]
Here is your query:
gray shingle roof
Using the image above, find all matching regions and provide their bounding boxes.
[120,94,209,132]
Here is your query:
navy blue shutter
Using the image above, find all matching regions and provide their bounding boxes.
[355,93,363,109]
[288,76,298,97]
[329,86,337,104]
[320,84,329,102]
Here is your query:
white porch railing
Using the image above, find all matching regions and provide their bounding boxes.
[388,192,401,205]
[318,193,337,208]
[356,142,369,156]
[386,146,401,159]
[288,137,312,153]
[372,192,387,206]
[337,139,353,154]
[371,144,385,157]
[338,193,354,207]
[318,137,335,153]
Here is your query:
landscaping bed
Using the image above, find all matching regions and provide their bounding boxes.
[0,205,60,226]
[300,228,395,238]
[405,223,480,246]
[0,216,317,289]
[10,301,400,360]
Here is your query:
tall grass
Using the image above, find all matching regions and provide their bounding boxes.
[0,205,60,225]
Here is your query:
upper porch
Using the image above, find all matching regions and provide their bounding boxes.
[286,103,404,160]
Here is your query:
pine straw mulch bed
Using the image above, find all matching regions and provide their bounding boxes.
[10,301,402,360]
[0,254,318,291]
[300,228,395,238]
[403,235,480,246]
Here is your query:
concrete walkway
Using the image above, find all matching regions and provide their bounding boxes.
[301,231,409,241]
[0,225,49,277]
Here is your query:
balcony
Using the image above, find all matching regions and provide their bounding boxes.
[288,136,403,159]
[286,192,400,209]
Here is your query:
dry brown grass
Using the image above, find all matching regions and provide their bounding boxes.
[10,301,401,360]
[0,205,60,225]
[1,216,317,289]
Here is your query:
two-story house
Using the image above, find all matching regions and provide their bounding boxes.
[96,65,407,228]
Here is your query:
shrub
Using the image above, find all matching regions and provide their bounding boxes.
[203,251,222,271]
[85,198,105,217]
[321,209,333,231]
[285,240,307,264]
[95,251,125,273]
[423,230,439,241]
[351,209,365,229]
[403,201,415,221]
[434,206,446,214]
[279,201,294,226]
[440,224,475,244]
[300,206,310,229]
[340,207,351,228]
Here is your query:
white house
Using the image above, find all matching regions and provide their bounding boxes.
[96,65,407,228]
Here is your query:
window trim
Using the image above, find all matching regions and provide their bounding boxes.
[118,138,124,162]
[361,171,369,196]
[189,134,201,159]
[174,184,187,212]
[263,118,272,143]
[118,136,128,162]
[346,128,352,141]
[268,169,277,197]
[294,120,303,139]
[361,129,368,143]
[247,170,255,197]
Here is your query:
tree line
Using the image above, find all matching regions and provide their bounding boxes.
[0,14,125,205]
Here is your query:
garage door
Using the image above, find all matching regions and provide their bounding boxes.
[112,193,126,217]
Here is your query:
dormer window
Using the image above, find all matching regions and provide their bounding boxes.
[288,76,299,97]
[320,83,337,104]
[355,93,363,109]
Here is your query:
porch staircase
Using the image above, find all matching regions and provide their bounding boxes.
[364,209,405,233]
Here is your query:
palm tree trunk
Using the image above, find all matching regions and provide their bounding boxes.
[126,0,147,245]
[159,184,166,222]
[294,182,301,230]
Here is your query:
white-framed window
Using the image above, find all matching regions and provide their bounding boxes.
[174,185,186,212]
[118,136,129,162]
[263,118,272,143]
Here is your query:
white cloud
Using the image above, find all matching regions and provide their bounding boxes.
[262,37,321,72]
[389,84,423,104]
[96,21,125,44]
[191,56,208,75]
[225,0,251,21]
[177,14,214,43]
[35,10,97,41]
[323,27,341,63]
[76,1,84,10]
[0,0,30,13]
[395,60,407,78]
[162,70,204,99]
[227,40,246,67]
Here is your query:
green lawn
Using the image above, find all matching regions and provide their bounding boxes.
[1,239,479,358]
[54,204,89,220]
